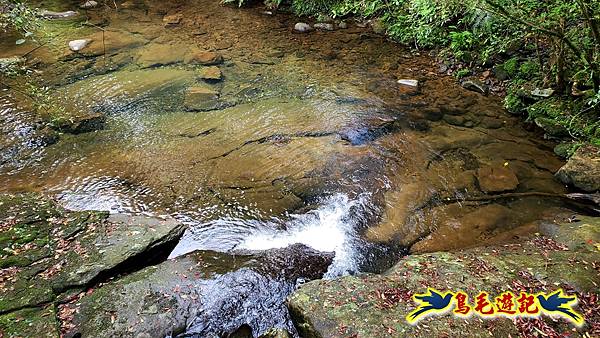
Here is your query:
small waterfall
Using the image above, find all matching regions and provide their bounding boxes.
[170,193,377,276]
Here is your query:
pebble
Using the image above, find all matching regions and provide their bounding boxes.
[68,39,92,52]
[314,23,334,31]
[397,79,419,87]
[294,23,311,33]
[80,0,98,9]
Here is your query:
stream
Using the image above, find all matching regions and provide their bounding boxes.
[0,0,579,336]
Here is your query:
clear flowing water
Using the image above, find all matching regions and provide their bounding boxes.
[0,0,577,336]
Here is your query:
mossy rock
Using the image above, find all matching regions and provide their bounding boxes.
[289,217,600,337]
[0,193,185,314]
[0,306,59,338]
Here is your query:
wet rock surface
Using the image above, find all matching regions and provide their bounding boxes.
[556,145,600,192]
[0,193,185,316]
[184,50,224,65]
[136,43,189,68]
[54,112,106,134]
[66,244,333,338]
[183,86,221,111]
[289,218,600,337]
[198,66,223,81]
[476,165,519,193]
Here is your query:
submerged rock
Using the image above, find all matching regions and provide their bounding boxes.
[410,203,513,253]
[476,164,519,193]
[184,50,223,65]
[198,66,222,81]
[294,23,311,33]
[313,23,334,31]
[556,145,600,192]
[136,43,188,68]
[80,30,147,56]
[422,107,443,121]
[442,114,466,126]
[479,116,504,129]
[54,112,106,134]
[183,86,220,111]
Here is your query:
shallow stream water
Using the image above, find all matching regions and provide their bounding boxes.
[0,0,579,336]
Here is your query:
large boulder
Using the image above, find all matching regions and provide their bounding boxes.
[288,217,600,337]
[556,145,600,192]
[66,244,333,338]
[0,306,59,338]
[0,194,185,314]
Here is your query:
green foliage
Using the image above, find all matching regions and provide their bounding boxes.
[449,30,475,61]
[0,0,39,37]
[518,60,539,80]
[382,0,478,48]
[504,91,526,115]
[502,58,518,77]
[527,97,600,142]
[455,68,471,79]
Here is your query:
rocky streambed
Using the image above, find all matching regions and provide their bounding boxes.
[1,0,599,337]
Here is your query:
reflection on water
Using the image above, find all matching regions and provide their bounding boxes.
[0,89,48,173]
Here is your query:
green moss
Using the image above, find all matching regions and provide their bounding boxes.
[504,89,526,114]
[553,142,582,159]
[503,57,519,77]
[0,306,59,338]
[518,60,539,80]
[527,98,567,119]
[455,68,471,79]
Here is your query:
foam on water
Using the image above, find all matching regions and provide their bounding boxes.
[170,193,372,277]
